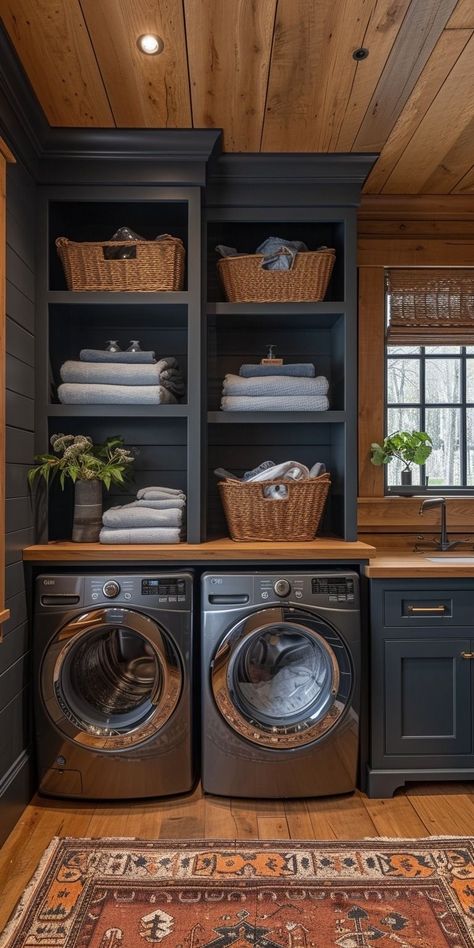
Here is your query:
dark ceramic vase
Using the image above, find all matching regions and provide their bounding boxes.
[400,468,412,486]
[72,479,102,542]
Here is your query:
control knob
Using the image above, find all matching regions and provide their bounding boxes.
[273,578,291,597]
[102,580,121,599]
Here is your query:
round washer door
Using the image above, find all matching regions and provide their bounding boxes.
[41,608,182,752]
[211,606,353,749]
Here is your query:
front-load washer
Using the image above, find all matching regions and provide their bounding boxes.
[201,571,360,798]
[34,572,194,799]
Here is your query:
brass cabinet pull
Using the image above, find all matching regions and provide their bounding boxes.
[461,651,474,659]
[407,605,446,613]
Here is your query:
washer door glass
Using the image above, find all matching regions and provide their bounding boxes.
[211,607,352,749]
[42,608,182,751]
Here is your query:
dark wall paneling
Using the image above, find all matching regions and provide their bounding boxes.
[1,157,36,841]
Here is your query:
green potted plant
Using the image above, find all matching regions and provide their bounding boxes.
[370,430,433,490]
[28,433,134,541]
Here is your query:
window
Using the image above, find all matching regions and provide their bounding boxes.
[386,345,474,489]
[385,268,474,492]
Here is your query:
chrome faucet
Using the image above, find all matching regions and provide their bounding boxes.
[415,496,473,552]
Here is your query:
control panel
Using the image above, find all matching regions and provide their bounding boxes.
[37,574,191,610]
[203,573,359,609]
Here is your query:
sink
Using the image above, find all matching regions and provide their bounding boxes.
[424,556,474,564]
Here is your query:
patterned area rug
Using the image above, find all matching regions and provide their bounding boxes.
[1,838,474,947]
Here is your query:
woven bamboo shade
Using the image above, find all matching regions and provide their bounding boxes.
[386,269,474,344]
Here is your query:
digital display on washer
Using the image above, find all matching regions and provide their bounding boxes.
[142,578,186,596]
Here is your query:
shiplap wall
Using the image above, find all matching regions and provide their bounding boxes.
[0,159,35,844]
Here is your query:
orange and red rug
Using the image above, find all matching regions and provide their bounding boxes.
[1,837,473,947]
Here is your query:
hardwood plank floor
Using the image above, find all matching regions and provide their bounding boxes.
[1,782,473,932]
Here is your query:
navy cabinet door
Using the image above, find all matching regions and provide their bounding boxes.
[384,638,472,756]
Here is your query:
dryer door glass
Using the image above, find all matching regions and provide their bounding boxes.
[42,608,182,751]
[211,608,352,749]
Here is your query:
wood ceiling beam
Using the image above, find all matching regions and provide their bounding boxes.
[184,0,276,151]
[79,0,191,127]
[353,0,459,152]
[0,0,113,126]
[446,0,474,28]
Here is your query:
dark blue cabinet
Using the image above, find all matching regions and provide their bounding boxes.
[368,579,474,798]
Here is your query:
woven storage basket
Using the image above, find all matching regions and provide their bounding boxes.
[217,249,335,302]
[218,473,331,542]
[56,235,185,291]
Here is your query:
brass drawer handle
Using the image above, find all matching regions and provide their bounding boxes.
[461,651,474,659]
[407,605,446,613]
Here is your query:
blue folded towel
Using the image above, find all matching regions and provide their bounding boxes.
[223,374,328,397]
[80,349,156,363]
[100,527,181,544]
[239,363,315,378]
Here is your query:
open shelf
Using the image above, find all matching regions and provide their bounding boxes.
[47,291,190,305]
[208,411,345,424]
[47,405,190,418]
[207,302,346,316]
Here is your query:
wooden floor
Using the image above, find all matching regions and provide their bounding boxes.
[1,781,474,931]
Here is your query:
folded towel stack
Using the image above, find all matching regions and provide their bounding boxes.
[220,364,329,411]
[99,486,186,544]
[58,352,185,405]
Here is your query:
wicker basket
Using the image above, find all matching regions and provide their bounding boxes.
[217,249,335,302]
[218,473,331,542]
[56,235,185,291]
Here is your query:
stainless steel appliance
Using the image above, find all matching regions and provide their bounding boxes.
[34,572,194,799]
[201,571,360,798]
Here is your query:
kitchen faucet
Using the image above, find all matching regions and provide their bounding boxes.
[415,496,474,552]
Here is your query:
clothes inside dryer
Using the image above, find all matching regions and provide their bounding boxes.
[235,625,333,722]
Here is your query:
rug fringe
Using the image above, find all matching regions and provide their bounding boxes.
[0,837,63,948]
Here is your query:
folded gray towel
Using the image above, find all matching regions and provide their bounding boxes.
[223,374,329,397]
[100,526,182,544]
[239,363,315,378]
[102,505,183,528]
[221,395,329,411]
[58,384,177,404]
[61,361,165,385]
[137,486,185,500]
[80,349,156,363]
[134,498,186,510]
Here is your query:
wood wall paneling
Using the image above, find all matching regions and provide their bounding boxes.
[80,0,191,127]
[380,33,474,193]
[363,28,472,194]
[353,0,459,151]
[0,141,13,632]
[0,0,114,126]
[454,162,474,193]
[184,0,277,151]
[358,268,385,498]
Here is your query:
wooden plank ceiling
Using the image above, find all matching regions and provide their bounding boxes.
[0,0,473,193]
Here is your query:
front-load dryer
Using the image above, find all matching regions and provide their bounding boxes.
[201,571,360,798]
[34,572,195,799]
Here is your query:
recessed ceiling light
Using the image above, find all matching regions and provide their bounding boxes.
[352,47,369,61]
[137,34,164,55]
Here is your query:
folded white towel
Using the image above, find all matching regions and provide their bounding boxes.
[221,395,329,411]
[58,384,177,405]
[223,374,329,396]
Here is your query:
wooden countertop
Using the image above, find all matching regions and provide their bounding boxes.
[23,538,375,562]
[365,551,474,578]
